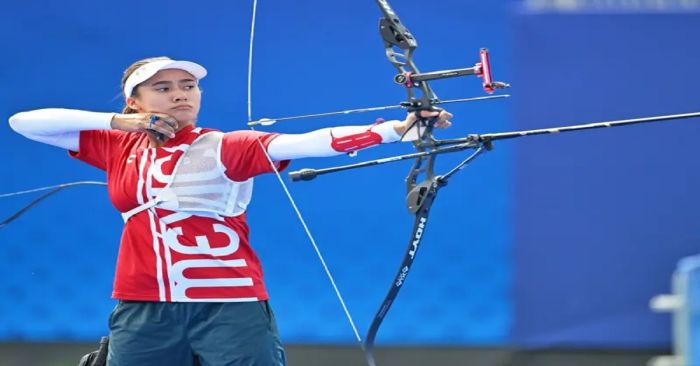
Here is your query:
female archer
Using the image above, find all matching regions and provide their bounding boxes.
[8,56,452,366]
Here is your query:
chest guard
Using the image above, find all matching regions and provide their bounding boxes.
[121,132,253,222]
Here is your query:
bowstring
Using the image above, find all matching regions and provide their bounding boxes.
[246,0,363,346]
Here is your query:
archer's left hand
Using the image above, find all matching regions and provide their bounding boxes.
[394,109,453,136]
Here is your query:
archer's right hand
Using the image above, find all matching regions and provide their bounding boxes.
[110,113,179,139]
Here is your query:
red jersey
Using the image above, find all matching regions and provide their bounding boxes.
[70,125,287,302]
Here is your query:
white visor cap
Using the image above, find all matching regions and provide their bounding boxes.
[123,59,207,97]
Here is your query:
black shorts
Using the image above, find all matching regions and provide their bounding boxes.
[107,300,286,366]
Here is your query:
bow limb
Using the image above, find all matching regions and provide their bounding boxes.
[364,177,441,366]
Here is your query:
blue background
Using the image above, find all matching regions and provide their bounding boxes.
[0,0,698,349]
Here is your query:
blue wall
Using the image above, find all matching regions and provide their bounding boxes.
[511,6,700,348]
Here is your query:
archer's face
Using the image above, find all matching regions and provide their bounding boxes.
[128,69,202,129]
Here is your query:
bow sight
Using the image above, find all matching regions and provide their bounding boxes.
[393,48,511,109]
[394,49,510,93]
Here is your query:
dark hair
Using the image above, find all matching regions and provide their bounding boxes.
[120,56,171,114]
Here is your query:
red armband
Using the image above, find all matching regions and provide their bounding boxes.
[330,119,384,153]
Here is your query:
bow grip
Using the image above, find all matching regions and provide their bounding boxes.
[412,106,444,126]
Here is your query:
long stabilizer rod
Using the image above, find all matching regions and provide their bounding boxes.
[433,111,700,147]
[480,111,700,142]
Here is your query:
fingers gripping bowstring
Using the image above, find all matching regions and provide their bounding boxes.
[246,0,363,346]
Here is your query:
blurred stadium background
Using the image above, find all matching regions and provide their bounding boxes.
[1,0,699,365]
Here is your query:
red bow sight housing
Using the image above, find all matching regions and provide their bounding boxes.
[393,48,510,95]
[477,48,509,94]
